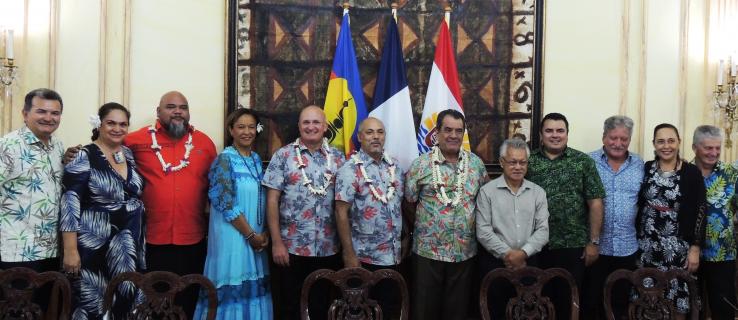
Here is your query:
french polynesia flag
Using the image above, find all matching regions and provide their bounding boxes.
[416,17,470,154]
[369,16,418,171]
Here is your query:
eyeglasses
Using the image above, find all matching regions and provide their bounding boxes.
[501,158,528,167]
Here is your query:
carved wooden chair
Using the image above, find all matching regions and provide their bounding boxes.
[103,271,218,320]
[0,267,71,320]
[479,266,579,320]
[604,268,698,320]
[300,267,409,320]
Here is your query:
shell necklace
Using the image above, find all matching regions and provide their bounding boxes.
[293,138,335,196]
[351,152,397,204]
[149,125,194,173]
[430,146,469,206]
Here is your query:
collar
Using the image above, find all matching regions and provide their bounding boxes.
[294,138,327,155]
[596,147,632,164]
[154,119,194,135]
[357,149,388,165]
[494,175,530,192]
[537,146,571,160]
[19,125,56,149]
[435,148,465,163]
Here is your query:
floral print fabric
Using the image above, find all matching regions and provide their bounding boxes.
[261,141,345,257]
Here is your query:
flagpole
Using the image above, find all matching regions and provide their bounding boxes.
[343,2,350,24]
[391,3,398,22]
[444,4,451,26]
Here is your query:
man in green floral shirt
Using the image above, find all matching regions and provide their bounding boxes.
[0,89,64,312]
[526,112,605,320]
[692,125,736,320]
[405,109,487,320]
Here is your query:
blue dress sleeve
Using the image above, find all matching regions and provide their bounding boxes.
[60,148,91,232]
[208,153,240,222]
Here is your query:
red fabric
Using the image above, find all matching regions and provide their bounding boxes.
[124,121,216,245]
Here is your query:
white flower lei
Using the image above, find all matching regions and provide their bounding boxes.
[431,145,469,206]
[149,125,194,173]
[293,138,335,196]
[351,152,397,204]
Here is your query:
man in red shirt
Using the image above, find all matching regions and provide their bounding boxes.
[124,91,216,317]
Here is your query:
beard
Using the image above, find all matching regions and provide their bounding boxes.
[163,120,188,139]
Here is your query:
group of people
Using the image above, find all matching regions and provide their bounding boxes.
[0,87,735,320]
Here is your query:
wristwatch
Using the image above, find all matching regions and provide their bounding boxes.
[590,238,600,246]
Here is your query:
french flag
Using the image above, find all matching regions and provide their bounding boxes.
[369,16,418,171]
[416,16,470,154]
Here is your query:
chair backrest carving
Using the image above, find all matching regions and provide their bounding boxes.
[103,271,217,320]
[300,267,409,320]
[604,268,698,320]
[479,267,579,320]
[0,267,71,320]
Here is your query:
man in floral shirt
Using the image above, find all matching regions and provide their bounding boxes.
[404,109,488,320]
[335,117,405,316]
[526,112,605,320]
[692,125,736,320]
[0,88,64,309]
[262,105,345,320]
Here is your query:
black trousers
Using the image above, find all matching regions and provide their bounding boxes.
[583,252,637,320]
[362,262,401,318]
[277,253,340,320]
[146,241,206,319]
[0,257,60,314]
[537,247,585,320]
[477,249,539,319]
[701,260,736,320]
[412,254,474,320]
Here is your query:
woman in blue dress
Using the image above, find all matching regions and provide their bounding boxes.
[194,108,272,319]
[61,103,146,319]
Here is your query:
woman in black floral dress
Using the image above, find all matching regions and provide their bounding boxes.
[637,123,706,317]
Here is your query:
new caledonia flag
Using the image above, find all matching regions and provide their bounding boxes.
[417,13,470,154]
[324,7,368,157]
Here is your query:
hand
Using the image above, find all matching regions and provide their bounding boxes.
[63,145,82,165]
[248,233,268,252]
[342,252,361,268]
[272,241,290,267]
[685,245,700,273]
[582,243,599,267]
[504,250,527,270]
[63,250,81,275]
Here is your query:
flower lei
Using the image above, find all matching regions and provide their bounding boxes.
[351,152,397,204]
[149,125,194,173]
[431,146,469,206]
[293,138,335,196]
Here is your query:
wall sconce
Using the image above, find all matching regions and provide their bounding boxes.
[0,29,19,88]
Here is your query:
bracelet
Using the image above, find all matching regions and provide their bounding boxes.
[245,231,256,241]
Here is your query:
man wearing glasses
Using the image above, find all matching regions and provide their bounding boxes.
[475,138,549,318]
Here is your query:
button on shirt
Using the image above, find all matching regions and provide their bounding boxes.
[589,148,643,257]
[475,176,549,259]
[0,126,63,262]
[262,141,345,257]
[404,150,487,262]
[335,150,404,266]
[124,121,217,245]
[527,147,605,249]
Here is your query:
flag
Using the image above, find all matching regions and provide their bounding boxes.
[324,10,367,157]
[416,19,470,154]
[369,17,418,171]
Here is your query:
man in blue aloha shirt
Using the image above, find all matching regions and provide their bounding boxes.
[692,125,737,320]
[262,105,345,320]
[335,117,405,317]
